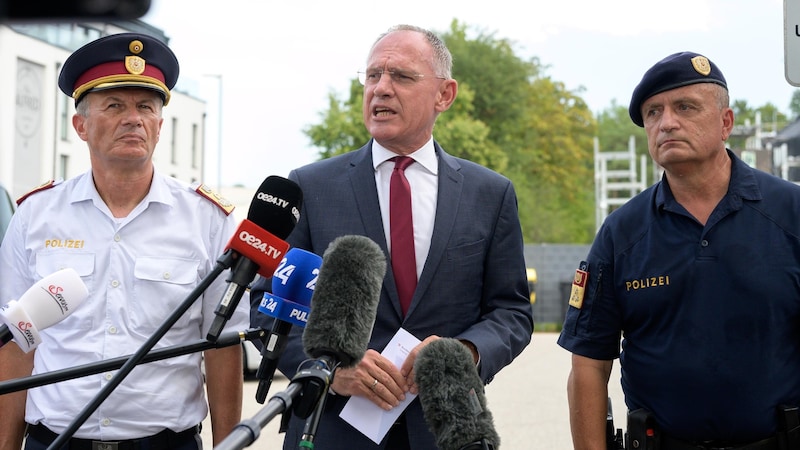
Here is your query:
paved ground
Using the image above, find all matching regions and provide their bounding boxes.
[202,332,626,449]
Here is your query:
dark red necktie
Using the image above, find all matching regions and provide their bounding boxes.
[390,156,417,317]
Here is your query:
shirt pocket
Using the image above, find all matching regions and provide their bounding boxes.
[131,256,201,334]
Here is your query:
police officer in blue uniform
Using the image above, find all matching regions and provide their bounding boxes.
[558,52,800,450]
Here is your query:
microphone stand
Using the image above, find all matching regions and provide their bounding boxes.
[46,251,237,450]
[254,319,292,403]
[213,357,334,450]
[298,356,335,449]
[0,328,266,395]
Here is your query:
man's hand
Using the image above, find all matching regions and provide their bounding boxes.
[400,335,444,395]
[330,349,408,410]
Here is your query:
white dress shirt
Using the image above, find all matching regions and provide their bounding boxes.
[372,139,438,280]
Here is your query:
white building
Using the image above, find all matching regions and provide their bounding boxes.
[0,21,208,201]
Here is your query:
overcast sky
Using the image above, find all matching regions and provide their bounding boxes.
[141,0,796,189]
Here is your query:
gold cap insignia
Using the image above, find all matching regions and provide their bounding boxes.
[129,40,144,54]
[690,55,711,76]
[125,55,146,75]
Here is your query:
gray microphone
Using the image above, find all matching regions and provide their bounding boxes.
[295,235,385,446]
[415,337,500,450]
[302,234,385,367]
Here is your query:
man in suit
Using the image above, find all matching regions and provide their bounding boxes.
[250,24,533,449]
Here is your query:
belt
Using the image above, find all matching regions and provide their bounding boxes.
[26,423,199,450]
[661,434,779,450]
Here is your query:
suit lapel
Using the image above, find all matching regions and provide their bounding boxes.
[347,144,387,250]
[347,143,405,317]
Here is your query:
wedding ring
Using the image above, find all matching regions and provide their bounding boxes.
[371,378,378,390]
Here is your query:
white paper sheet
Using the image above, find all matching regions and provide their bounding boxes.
[339,328,421,444]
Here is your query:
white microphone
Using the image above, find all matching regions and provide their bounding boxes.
[0,268,89,352]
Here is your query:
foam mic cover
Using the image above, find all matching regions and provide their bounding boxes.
[0,268,89,352]
[225,176,302,278]
[302,235,385,367]
[415,338,500,450]
[208,176,302,341]
[248,175,302,240]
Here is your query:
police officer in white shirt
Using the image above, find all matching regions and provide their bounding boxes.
[0,32,248,450]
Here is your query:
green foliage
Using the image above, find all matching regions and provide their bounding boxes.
[303,80,370,159]
[445,21,599,243]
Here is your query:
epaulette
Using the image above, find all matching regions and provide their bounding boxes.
[16,179,61,206]
[194,183,235,216]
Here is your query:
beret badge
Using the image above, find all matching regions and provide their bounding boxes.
[690,55,711,76]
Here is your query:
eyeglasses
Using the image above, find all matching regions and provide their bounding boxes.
[357,68,446,86]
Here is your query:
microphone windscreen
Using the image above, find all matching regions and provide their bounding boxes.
[272,248,322,307]
[415,338,500,450]
[14,268,89,329]
[302,235,385,367]
[247,176,302,239]
[0,268,89,352]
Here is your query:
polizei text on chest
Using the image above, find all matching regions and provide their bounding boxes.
[625,276,670,291]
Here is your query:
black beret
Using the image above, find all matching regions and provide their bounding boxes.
[628,51,727,127]
[58,32,179,106]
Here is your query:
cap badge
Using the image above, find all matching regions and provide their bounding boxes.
[125,55,146,75]
[690,55,711,76]
[128,40,144,54]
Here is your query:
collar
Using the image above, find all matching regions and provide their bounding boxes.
[371,138,438,175]
[71,169,173,209]
[655,149,762,208]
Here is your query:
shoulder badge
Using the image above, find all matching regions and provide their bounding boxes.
[16,179,60,206]
[568,261,589,310]
[194,184,235,216]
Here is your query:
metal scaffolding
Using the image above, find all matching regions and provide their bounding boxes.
[594,136,649,232]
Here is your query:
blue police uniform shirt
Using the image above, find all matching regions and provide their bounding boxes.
[558,150,800,442]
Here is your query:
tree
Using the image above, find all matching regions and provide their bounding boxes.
[303,80,370,159]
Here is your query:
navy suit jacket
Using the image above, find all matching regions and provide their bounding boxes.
[250,140,533,449]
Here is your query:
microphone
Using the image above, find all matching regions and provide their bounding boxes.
[213,236,385,450]
[293,235,385,445]
[207,176,302,341]
[301,234,385,368]
[414,338,500,450]
[0,268,89,353]
[254,247,322,403]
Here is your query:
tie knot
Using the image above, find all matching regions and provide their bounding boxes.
[392,156,415,171]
